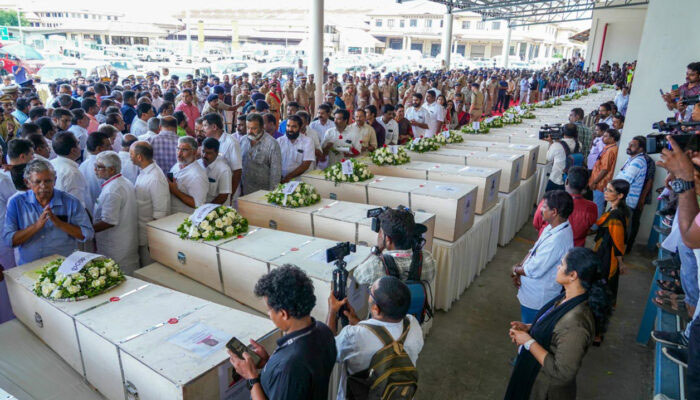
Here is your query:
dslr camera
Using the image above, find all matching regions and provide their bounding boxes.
[646,118,700,154]
[538,124,563,140]
[681,95,700,106]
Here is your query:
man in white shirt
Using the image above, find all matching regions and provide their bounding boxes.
[327,276,424,400]
[117,134,140,184]
[511,190,574,323]
[352,109,377,152]
[168,136,208,214]
[198,137,233,204]
[67,109,89,151]
[294,58,308,83]
[50,131,90,211]
[545,136,569,192]
[296,111,324,169]
[232,114,247,142]
[202,113,242,203]
[309,104,333,143]
[92,151,139,275]
[378,104,399,145]
[131,141,170,266]
[130,103,154,137]
[80,131,113,216]
[422,90,445,137]
[405,93,429,138]
[322,109,361,166]
[597,102,614,126]
[137,117,160,142]
[277,115,314,183]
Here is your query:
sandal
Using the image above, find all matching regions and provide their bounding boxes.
[657,279,684,295]
[653,297,689,320]
[656,289,685,301]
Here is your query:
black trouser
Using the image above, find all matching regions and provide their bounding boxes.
[626,206,643,253]
[689,317,700,399]
[545,179,565,193]
[504,94,511,110]
[495,90,507,111]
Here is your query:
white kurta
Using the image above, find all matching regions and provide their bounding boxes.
[94,175,139,275]
[377,117,399,145]
[118,151,140,184]
[51,156,90,211]
[79,154,101,216]
[277,135,315,177]
[170,161,209,215]
[134,163,170,246]
[218,133,243,200]
[198,157,232,203]
[0,172,17,323]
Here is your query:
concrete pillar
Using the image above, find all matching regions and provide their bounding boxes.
[441,11,453,69]
[501,24,511,67]
[186,9,192,57]
[615,0,700,244]
[309,0,324,110]
[525,42,532,61]
[484,43,492,59]
[405,35,411,51]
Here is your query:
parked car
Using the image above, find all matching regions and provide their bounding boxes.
[37,61,115,82]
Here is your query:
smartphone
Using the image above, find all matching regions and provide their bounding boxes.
[659,89,665,96]
[226,337,261,366]
[672,84,679,91]
[166,172,174,181]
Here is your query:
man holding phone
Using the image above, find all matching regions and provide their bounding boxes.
[228,264,336,399]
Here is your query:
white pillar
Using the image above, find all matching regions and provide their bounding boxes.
[616,0,700,244]
[441,11,453,70]
[310,0,324,110]
[186,9,192,57]
[16,8,23,44]
[501,24,511,67]
[525,42,532,61]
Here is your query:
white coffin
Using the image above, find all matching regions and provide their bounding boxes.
[421,163,500,214]
[217,229,371,321]
[464,151,523,193]
[366,176,477,241]
[237,190,336,236]
[493,133,549,165]
[358,156,429,180]
[405,148,468,165]
[450,141,539,179]
[299,169,368,203]
[5,256,278,400]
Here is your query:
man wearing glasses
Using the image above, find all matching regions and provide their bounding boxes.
[2,159,93,265]
[168,136,208,214]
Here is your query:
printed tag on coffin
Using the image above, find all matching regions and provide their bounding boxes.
[472,122,480,130]
[389,145,399,154]
[190,203,221,226]
[341,160,354,175]
[167,322,228,358]
[282,181,300,195]
[57,251,104,275]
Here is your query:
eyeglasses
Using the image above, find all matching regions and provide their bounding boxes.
[94,165,107,170]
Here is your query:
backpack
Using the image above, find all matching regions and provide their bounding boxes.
[381,254,433,324]
[346,318,418,400]
[559,140,583,181]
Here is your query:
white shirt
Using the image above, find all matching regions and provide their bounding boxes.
[232,132,245,142]
[79,153,101,215]
[130,117,148,137]
[321,125,361,166]
[51,156,90,212]
[217,132,243,199]
[198,157,232,203]
[305,127,322,150]
[405,106,430,138]
[518,222,574,310]
[118,151,140,184]
[422,101,445,137]
[545,141,568,185]
[68,125,88,150]
[169,161,208,214]
[138,130,157,142]
[309,118,333,142]
[378,117,399,145]
[277,134,315,178]
[134,163,170,246]
[0,172,17,269]
[94,175,139,274]
[335,315,424,400]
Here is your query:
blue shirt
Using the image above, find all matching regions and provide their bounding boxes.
[279,119,288,134]
[615,153,647,209]
[3,189,94,265]
[11,110,28,125]
[120,104,137,127]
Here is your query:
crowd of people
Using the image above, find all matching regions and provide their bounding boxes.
[0,52,683,399]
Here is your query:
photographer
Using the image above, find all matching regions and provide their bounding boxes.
[543,125,579,192]
[662,62,700,115]
[352,208,436,288]
[228,264,337,400]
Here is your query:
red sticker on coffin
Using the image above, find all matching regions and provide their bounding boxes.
[290,247,299,251]
[168,318,179,324]
[109,297,120,302]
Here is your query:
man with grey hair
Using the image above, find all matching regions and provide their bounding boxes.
[169,136,208,214]
[92,151,139,274]
[131,141,170,265]
[138,117,160,142]
[240,113,282,195]
[2,159,93,265]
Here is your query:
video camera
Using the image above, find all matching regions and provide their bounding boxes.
[326,241,356,326]
[538,124,563,140]
[681,95,700,106]
[646,118,700,154]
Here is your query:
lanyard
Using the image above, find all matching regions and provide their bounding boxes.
[101,173,122,188]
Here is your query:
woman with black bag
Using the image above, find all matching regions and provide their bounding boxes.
[504,247,612,400]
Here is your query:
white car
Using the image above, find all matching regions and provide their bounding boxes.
[37,61,115,82]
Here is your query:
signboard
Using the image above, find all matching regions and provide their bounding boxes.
[0,27,9,41]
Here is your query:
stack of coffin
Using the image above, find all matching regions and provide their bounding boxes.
[147,213,372,320]
[5,256,279,400]
[474,133,550,165]
[237,190,436,248]
[300,171,478,240]
[446,140,539,179]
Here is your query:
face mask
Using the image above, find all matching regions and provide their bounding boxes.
[286,131,300,140]
[250,131,264,141]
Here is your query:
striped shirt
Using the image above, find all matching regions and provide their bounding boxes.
[615,153,647,209]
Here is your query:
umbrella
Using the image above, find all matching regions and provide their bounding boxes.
[2,44,43,61]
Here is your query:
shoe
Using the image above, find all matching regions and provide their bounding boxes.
[662,347,688,368]
[661,217,673,229]
[651,330,688,348]
[653,257,680,271]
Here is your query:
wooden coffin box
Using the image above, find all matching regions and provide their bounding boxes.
[464,151,523,193]
[217,229,371,321]
[299,169,368,203]
[502,134,550,165]
[404,149,468,166]
[366,176,476,241]
[422,164,500,214]
[5,256,278,400]
[358,156,429,180]
[451,141,539,179]
[146,213,228,292]
[311,199,436,248]
[237,190,335,236]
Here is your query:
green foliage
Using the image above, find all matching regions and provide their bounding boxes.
[0,10,29,27]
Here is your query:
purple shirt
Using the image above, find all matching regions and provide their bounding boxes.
[149,130,179,173]
[587,137,605,170]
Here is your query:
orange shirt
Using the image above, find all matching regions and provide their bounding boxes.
[589,143,618,191]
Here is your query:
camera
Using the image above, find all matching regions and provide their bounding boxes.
[681,95,700,106]
[651,118,681,132]
[326,242,356,326]
[367,206,389,233]
[646,119,700,154]
[326,241,356,264]
[538,124,563,140]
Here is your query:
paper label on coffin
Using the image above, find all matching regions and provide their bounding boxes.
[341,160,354,175]
[190,203,221,226]
[58,251,103,275]
[167,322,228,359]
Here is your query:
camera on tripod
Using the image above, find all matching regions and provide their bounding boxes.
[538,124,563,140]
[326,241,356,326]
[646,118,700,154]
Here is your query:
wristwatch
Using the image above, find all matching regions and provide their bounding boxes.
[524,339,536,351]
[246,377,261,390]
[670,178,695,194]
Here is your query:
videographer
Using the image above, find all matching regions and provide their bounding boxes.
[326,276,424,400]
[543,125,578,192]
[228,264,337,400]
[352,208,436,287]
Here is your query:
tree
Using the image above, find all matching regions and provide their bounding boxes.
[0,10,29,27]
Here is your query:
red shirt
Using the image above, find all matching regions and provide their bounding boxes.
[533,194,598,247]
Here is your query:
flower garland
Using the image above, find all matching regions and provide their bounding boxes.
[404,137,441,152]
[265,182,321,208]
[177,205,249,241]
[461,124,490,134]
[370,145,411,165]
[34,257,125,301]
[324,158,374,183]
[502,113,523,124]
